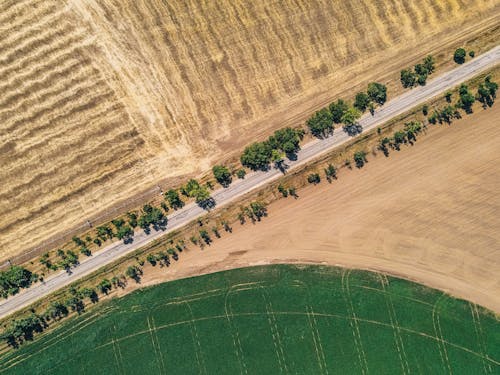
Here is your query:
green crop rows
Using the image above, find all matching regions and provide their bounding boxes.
[0,265,498,374]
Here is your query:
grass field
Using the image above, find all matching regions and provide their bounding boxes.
[1,265,498,374]
[1,0,499,261]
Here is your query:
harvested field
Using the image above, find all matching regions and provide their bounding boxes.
[1,265,498,374]
[0,0,499,260]
[137,104,500,312]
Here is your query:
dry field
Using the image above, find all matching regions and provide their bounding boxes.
[136,104,500,312]
[0,0,499,261]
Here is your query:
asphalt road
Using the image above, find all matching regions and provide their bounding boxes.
[1,46,498,319]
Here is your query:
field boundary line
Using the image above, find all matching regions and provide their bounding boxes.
[470,303,492,374]
[185,301,207,375]
[291,279,328,374]
[342,270,369,374]
[89,310,500,368]
[147,315,167,374]
[432,295,453,374]
[380,274,410,374]
[261,288,288,374]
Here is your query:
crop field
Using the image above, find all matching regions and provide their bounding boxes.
[0,265,498,374]
[0,0,499,261]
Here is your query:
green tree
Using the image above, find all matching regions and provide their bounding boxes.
[324,164,337,181]
[98,279,112,294]
[267,127,304,155]
[445,91,452,103]
[236,169,246,179]
[453,48,466,64]
[354,92,370,112]
[353,151,367,168]
[116,225,133,241]
[400,69,417,88]
[307,173,321,184]
[469,50,475,58]
[329,99,349,123]
[212,165,232,187]
[240,142,272,170]
[367,82,387,105]
[456,84,475,113]
[306,108,334,137]
[422,104,429,116]
[341,107,361,126]
[423,55,435,74]
[126,266,140,282]
[165,189,183,209]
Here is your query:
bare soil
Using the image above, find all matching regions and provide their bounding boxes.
[133,105,500,312]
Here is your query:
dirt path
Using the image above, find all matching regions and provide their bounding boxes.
[138,104,500,313]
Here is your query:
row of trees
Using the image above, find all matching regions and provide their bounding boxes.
[428,77,498,124]
[0,266,38,299]
[307,82,387,138]
[400,55,435,88]
[240,127,304,170]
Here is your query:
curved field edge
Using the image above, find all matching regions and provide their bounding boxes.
[0,265,498,374]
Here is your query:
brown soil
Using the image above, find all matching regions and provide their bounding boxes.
[133,104,500,312]
[0,0,498,261]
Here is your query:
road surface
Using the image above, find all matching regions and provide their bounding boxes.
[1,45,499,319]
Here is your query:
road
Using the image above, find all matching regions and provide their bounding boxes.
[1,46,498,319]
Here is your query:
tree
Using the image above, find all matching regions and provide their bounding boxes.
[165,189,183,209]
[115,225,133,241]
[422,104,429,116]
[0,266,38,299]
[469,50,475,58]
[324,164,337,181]
[341,107,361,126]
[111,219,124,229]
[307,173,321,184]
[456,84,475,113]
[98,279,112,294]
[329,99,349,123]
[353,151,367,168]
[367,82,387,105]
[240,142,272,170]
[414,63,428,78]
[199,230,211,244]
[249,202,267,220]
[400,69,417,88]
[236,169,246,179]
[127,212,138,228]
[278,184,288,197]
[96,225,113,240]
[72,236,84,247]
[79,246,91,257]
[393,131,406,147]
[453,48,466,64]
[378,137,391,156]
[212,165,232,187]
[306,108,334,137]
[45,301,68,321]
[445,91,452,103]
[271,149,285,170]
[267,127,304,155]
[423,55,435,74]
[126,266,140,282]
[485,75,498,98]
[354,92,370,112]
[146,254,157,266]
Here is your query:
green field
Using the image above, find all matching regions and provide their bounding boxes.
[0,265,498,374]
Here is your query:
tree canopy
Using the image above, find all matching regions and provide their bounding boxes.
[212,165,232,187]
[306,108,334,137]
[367,82,387,105]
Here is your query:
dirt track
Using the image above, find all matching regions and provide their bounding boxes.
[139,104,500,312]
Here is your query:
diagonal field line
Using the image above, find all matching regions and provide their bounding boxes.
[342,269,369,374]
[379,274,410,375]
[87,310,500,369]
[432,294,452,375]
